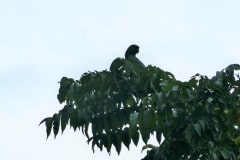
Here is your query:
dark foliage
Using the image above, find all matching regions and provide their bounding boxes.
[40,59,240,160]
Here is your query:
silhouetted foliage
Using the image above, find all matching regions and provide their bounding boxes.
[40,55,240,159]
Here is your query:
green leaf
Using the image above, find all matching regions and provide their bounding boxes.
[110,112,120,131]
[116,132,122,154]
[122,128,130,150]
[53,114,60,138]
[198,119,205,131]
[66,83,75,101]
[172,85,179,91]
[104,115,111,132]
[92,117,104,136]
[234,136,240,144]
[45,117,53,138]
[213,152,218,160]
[220,149,233,159]
[112,132,122,154]
[39,117,49,126]
[91,137,98,153]
[129,126,137,139]
[143,109,156,132]
[60,104,73,133]
[82,123,89,139]
[207,97,214,103]
[193,123,201,136]
[129,112,139,138]
[126,95,136,107]
[139,110,153,144]
[185,124,194,144]
[107,134,112,153]
[156,127,162,144]
[132,131,139,146]
[39,117,53,138]
[70,109,79,131]
[81,108,90,123]
[60,119,67,134]
[130,112,139,126]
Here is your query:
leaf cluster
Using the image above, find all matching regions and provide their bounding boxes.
[40,59,240,160]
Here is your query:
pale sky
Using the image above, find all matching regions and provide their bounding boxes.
[0,0,240,160]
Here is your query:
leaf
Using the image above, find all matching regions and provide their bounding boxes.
[70,109,79,131]
[60,104,74,133]
[132,131,139,146]
[139,109,156,143]
[116,132,122,154]
[81,108,90,123]
[104,115,111,132]
[143,109,156,132]
[110,112,120,131]
[129,112,139,126]
[198,119,205,131]
[53,114,60,138]
[60,109,68,133]
[91,137,99,153]
[156,127,162,144]
[220,149,233,159]
[44,117,53,139]
[234,136,240,144]
[185,124,194,144]
[122,128,131,150]
[172,85,179,91]
[82,123,89,139]
[66,83,75,101]
[126,95,136,107]
[112,132,122,155]
[107,134,112,153]
[193,123,201,136]
[207,97,214,103]
[213,152,218,160]
[128,126,137,139]
[39,117,49,126]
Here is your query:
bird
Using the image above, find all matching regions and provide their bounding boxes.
[125,44,139,59]
[124,44,145,70]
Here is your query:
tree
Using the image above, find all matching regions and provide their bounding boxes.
[40,56,240,159]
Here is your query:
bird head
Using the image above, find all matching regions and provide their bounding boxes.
[125,44,139,59]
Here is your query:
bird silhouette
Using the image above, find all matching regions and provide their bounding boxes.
[125,44,145,70]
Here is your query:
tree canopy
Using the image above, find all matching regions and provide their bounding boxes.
[40,57,240,160]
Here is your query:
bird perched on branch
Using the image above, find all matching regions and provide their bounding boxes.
[110,44,145,74]
[125,44,145,70]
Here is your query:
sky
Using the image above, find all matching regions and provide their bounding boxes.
[0,0,240,159]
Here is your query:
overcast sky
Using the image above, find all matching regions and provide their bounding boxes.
[0,0,240,160]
